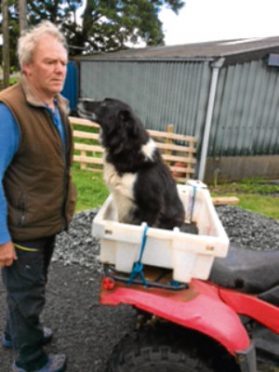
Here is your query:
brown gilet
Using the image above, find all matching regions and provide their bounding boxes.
[0,82,76,241]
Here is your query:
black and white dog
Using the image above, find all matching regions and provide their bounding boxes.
[78,98,185,230]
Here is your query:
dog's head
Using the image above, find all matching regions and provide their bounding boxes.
[77,98,100,122]
[77,98,149,154]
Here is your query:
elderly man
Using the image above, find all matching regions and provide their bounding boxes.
[0,21,76,372]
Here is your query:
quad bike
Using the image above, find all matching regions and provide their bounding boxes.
[100,244,279,372]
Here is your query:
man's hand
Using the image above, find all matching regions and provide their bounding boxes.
[0,241,17,267]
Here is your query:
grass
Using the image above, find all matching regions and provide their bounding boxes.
[72,166,279,220]
[236,194,279,219]
[209,178,279,220]
[72,164,109,211]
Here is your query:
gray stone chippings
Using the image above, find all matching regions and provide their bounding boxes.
[216,206,279,251]
[53,205,279,268]
[53,209,102,270]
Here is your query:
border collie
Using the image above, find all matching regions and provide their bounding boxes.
[78,98,185,230]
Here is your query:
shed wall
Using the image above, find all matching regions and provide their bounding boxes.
[210,60,279,156]
[80,60,211,141]
[79,58,279,158]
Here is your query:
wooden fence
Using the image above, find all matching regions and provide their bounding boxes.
[70,117,197,183]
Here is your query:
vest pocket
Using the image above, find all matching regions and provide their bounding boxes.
[9,192,28,227]
[10,208,27,227]
[17,193,27,226]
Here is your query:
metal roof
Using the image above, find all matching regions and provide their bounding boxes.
[74,36,279,64]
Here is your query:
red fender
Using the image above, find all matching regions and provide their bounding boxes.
[219,288,279,333]
[100,278,251,355]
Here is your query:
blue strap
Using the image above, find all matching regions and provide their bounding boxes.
[189,185,197,222]
[127,225,184,289]
[137,224,149,262]
[128,224,149,286]
[170,280,182,288]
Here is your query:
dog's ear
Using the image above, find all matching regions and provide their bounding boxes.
[118,109,131,123]
[118,109,140,137]
[118,109,133,130]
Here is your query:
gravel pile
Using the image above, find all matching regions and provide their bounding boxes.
[53,209,102,269]
[53,205,279,268]
[216,206,279,251]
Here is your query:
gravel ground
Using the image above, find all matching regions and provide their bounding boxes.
[0,205,278,372]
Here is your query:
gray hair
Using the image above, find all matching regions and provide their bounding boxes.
[17,21,68,70]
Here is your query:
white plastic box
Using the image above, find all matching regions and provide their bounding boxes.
[92,180,229,283]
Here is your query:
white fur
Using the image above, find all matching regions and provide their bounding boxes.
[142,138,156,160]
[102,140,156,223]
[103,156,137,223]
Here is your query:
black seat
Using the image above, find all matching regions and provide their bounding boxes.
[258,285,279,306]
[210,244,279,306]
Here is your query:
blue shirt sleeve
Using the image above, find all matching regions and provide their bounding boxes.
[0,103,20,244]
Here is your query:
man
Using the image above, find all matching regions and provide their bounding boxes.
[0,21,76,372]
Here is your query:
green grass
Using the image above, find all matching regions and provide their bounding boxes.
[237,194,279,219]
[72,167,279,220]
[72,164,109,211]
[209,178,279,220]
[210,177,279,194]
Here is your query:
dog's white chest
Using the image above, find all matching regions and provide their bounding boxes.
[103,160,137,222]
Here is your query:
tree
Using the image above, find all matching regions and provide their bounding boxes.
[19,0,27,32]
[27,0,83,25]
[66,0,185,55]
[1,0,185,69]
[2,0,10,87]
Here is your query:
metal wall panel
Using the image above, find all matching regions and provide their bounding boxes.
[210,60,279,156]
[80,59,279,156]
[80,60,211,140]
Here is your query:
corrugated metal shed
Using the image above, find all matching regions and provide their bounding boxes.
[80,59,211,138]
[211,61,279,156]
[74,37,279,179]
[75,36,279,63]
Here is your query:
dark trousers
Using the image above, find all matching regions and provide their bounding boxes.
[2,236,55,370]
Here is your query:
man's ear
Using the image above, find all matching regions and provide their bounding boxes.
[22,63,32,77]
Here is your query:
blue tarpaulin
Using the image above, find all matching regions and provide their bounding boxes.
[62,61,78,114]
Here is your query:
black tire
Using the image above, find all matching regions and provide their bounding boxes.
[106,324,216,372]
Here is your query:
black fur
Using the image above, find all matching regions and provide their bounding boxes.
[78,98,185,230]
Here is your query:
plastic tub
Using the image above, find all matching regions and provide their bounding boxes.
[93,180,229,283]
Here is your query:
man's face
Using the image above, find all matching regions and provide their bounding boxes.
[23,34,68,99]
